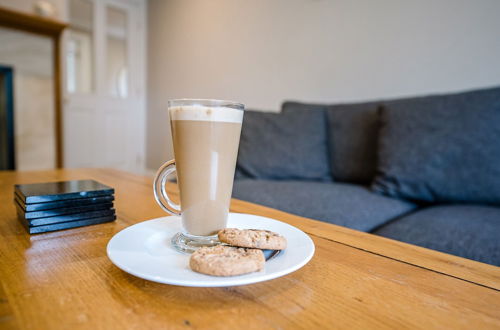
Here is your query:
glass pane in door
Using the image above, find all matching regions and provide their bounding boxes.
[66,0,94,94]
[106,6,128,98]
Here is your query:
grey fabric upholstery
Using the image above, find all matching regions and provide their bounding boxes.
[236,109,331,181]
[239,86,500,265]
[282,101,380,183]
[232,179,416,232]
[372,86,500,205]
[374,205,500,266]
[327,102,381,183]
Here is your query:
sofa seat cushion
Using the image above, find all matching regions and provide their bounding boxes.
[232,180,416,232]
[373,205,500,266]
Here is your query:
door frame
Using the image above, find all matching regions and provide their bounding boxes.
[0,6,67,168]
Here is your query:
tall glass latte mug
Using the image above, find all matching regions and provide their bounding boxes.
[153,99,244,253]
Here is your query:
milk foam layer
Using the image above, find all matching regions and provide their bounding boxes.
[169,105,243,123]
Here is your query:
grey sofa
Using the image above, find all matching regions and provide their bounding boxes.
[232,86,500,266]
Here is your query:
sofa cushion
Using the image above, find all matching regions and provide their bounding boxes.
[374,205,500,266]
[282,101,381,183]
[236,109,331,181]
[372,86,500,205]
[327,102,381,183]
[232,179,416,232]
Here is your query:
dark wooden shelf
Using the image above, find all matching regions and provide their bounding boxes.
[0,5,67,37]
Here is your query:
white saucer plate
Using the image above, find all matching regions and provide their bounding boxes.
[107,213,315,287]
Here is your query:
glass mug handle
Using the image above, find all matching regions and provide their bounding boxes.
[153,159,181,216]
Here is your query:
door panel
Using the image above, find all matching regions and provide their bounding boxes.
[64,0,145,173]
[64,109,95,167]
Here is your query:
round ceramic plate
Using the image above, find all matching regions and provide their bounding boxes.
[107,213,315,287]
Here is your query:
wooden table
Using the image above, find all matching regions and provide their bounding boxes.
[0,169,499,329]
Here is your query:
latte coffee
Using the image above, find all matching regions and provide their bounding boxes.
[153,99,244,253]
[169,105,243,236]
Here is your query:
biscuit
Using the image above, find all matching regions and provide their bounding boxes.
[218,228,287,250]
[189,245,265,276]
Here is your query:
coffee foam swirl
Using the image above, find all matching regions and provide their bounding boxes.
[169,105,243,123]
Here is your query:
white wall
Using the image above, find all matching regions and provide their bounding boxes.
[147,0,500,170]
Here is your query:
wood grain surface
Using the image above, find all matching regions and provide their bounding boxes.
[0,168,499,329]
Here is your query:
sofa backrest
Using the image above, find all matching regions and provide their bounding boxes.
[283,100,380,184]
[373,86,500,205]
[282,85,500,185]
[235,108,331,181]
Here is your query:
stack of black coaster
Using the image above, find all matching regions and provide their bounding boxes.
[14,180,116,234]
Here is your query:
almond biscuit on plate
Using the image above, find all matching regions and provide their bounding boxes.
[189,245,265,276]
[218,228,287,250]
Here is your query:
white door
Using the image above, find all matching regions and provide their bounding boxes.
[63,0,146,173]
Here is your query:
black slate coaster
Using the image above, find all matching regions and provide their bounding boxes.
[18,208,115,226]
[15,194,115,212]
[15,180,114,204]
[21,214,117,234]
[15,200,114,220]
